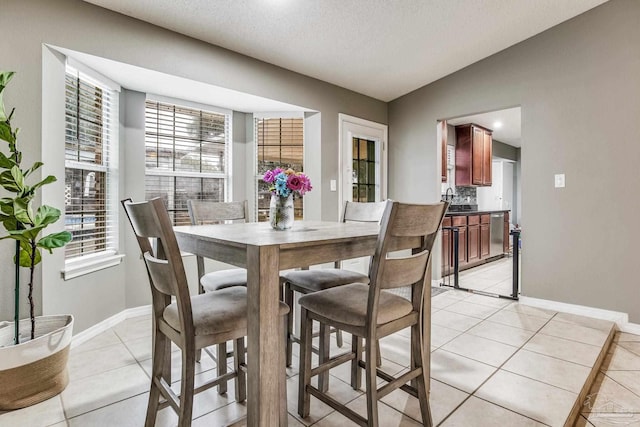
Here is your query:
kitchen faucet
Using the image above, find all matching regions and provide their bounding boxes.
[444,187,454,202]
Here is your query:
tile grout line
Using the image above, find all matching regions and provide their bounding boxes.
[601,369,640,401]
[437,309,561,426]
[63,325,162,424]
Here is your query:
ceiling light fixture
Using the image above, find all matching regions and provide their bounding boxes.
[493,121,503,129]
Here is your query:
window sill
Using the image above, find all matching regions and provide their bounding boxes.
[62,251,125,280]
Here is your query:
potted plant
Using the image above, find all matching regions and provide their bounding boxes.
[0,71,73,410]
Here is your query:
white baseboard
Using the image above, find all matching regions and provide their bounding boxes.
[71,305,151,349]
[519,296,629,327]
[618,322,640,335]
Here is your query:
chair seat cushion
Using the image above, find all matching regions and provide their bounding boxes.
[298,283,413,327]
[201,269,247,292]
[281,269,369,293]
[164,287,247,336]
[163,287,289,336]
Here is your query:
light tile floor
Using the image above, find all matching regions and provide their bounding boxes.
[1,288,636,427]
[439,255,518,297]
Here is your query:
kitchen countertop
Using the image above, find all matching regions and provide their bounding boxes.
[445,209,510,216]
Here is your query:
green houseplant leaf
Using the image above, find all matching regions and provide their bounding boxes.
[0,151,16,168]
[30,175,56,193]
[17,242,42,268]
[34,205,61,227]
[24,161,43,178]
[0,71,15,122]
[13,197,33,225]
[38,231,73,253]
[0,121,15,145]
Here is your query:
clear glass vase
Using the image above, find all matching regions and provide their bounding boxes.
[269,194,294,230]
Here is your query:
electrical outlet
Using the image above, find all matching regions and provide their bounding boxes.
[554,174,565,188]
[330,179,337,192]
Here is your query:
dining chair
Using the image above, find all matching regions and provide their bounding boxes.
[123,198,289,427]
[187,199,249,293]
[187,199,249,394]
[281,200,387,391]
[297,200,448,427]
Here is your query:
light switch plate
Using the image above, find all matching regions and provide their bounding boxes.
[554,174,565,188]
[330,179,337,192]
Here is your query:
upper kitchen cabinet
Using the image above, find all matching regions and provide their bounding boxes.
[440,121,448,182]
[455,124,493,186]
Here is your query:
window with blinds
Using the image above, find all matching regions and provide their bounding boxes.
[255,118,304,221]
[64,69,118,261]
[145,101,230,225]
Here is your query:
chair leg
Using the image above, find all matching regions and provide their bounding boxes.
[350,335,362,390]
[280,315,288,427]
[178,345,196,427]
[376,340,382,367]
[297,308,313,418]
[412,323,433,427]
[234,337,246,403]
[217,342,228,395]
[318,323,330,393]
[336,329,344,348]
[365,336,380,427]
[285,284,295,367]
[145,329,166,427]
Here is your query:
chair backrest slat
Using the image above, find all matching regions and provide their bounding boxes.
[188,200,249,225]
[388,204,444,237]
[124,200,164,239]
[144,252,178,295]
[342,201,387,223]
[379,250,430,289]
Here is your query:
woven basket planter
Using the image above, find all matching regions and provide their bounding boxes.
[0,315,74,410]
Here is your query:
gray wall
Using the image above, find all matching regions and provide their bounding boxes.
[389,0,640,321]
[0,0,386,332]
[493,140,518,162]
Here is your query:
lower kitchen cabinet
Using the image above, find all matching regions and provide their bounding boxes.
[442,211,510,277]
[467,214,480,263]
[480,214,490,258]
[451,215,468,265]
[442,217,452,274]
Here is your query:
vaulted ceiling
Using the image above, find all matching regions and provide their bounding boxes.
[84,0,608,101]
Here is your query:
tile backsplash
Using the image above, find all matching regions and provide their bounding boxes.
[442,186,477,205]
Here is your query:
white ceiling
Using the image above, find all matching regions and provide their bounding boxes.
[83,0,608,102]
[448,107,521,147]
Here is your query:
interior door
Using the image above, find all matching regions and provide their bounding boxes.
[339,114,388,274]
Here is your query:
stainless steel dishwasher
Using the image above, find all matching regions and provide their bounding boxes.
[490,212,505,257]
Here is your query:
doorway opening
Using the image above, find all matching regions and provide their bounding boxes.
[437,106,522,300]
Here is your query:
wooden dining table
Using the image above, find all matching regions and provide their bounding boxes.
[174,220,381,426]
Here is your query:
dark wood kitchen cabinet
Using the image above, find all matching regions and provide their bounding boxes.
[467,215,480,262]
[442,217,451,274]
[443,211,511,277]
[452,216,468,265]
[455,124,493,186]
[483,131,493,186]
[441,121,448,182]
[480,214,491,258]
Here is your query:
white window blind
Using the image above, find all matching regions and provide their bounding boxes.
[255,117,304,222]
[145,100,230,225]
[64,68,119,261]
